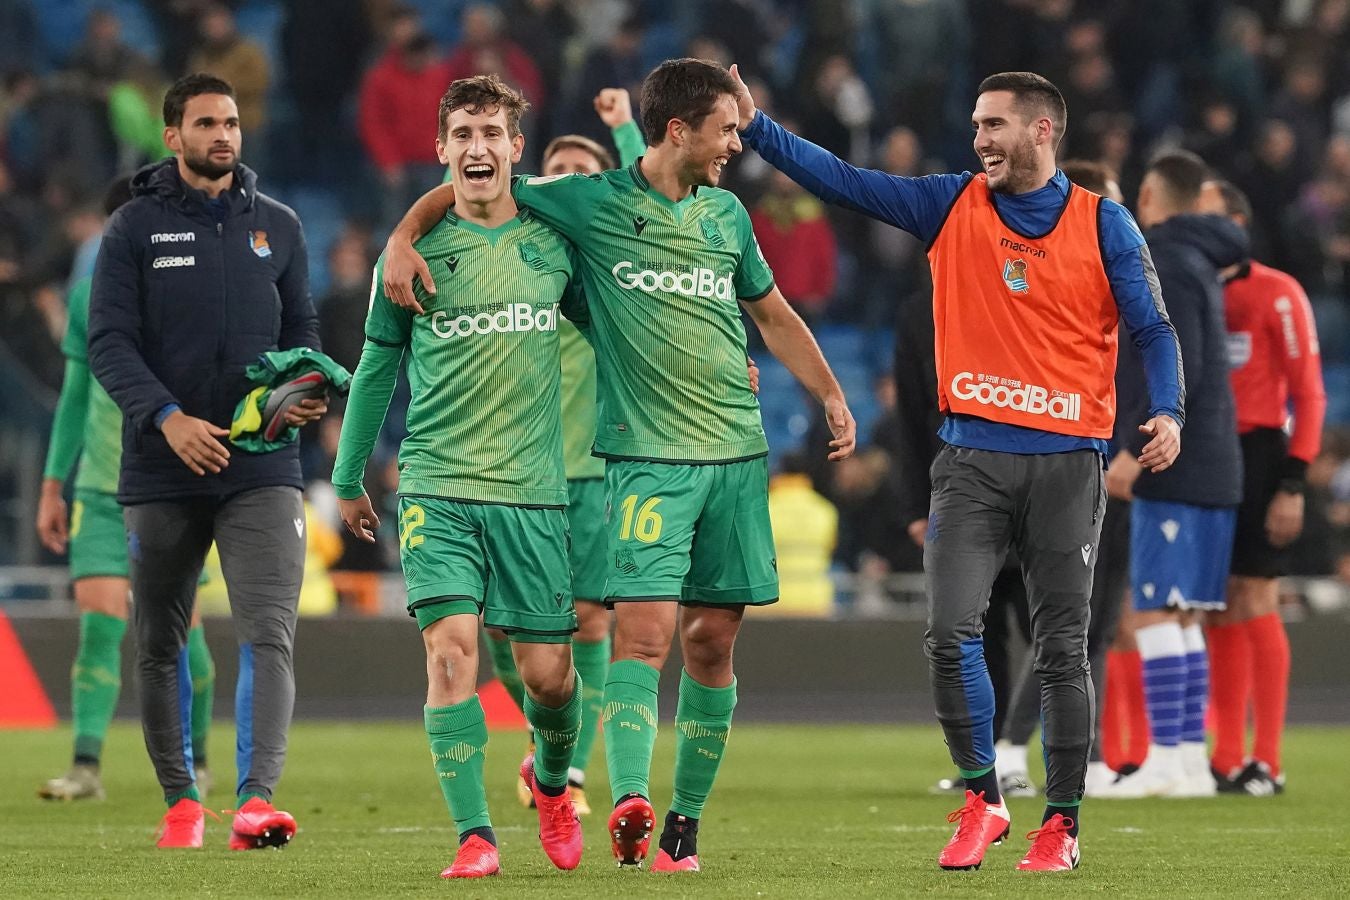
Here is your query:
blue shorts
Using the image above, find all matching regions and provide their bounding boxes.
[1130,498,1236,611]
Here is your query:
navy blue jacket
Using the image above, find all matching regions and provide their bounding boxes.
[1119,214,1246,507]
[88,160,319,503]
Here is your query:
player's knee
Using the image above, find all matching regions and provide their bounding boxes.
[424,633,474,691]
[1033,636,1088,682]
[574,605,610,642]
[681,619,736,670]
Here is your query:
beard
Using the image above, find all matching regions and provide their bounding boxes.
[988,136,1040,194]
[183,146,237,180]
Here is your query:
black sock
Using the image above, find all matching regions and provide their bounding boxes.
[1044,805,1079,837]
[964,767,1002,805]
[73,755,99,768]
[194,755,207,769]
[536,779,567,798]
[658,811,699,861]
[460,826,497,847]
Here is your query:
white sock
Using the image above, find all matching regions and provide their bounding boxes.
[997,741,1029,775]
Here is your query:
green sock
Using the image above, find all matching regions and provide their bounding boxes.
[425,697,492,836]
[238,790,268,806]
[486,637,526,714]
[570,637,610,777]
[603,659,660,805]
[165,785,200,806]
[186,624,214,767]
[524,671,582,790]
[71,611,126,765]
[671,670,737,819]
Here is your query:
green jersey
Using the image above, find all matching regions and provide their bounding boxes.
[332,210,581,508]
[559,320,604,479]
[513,162,775,463]
[43,277,123,494]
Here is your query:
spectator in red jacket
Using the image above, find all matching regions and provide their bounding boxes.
[357,8,452,231]
[749,168,839,323]
[444,4,544,140]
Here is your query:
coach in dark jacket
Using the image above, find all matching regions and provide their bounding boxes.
[86,74,320,845]
[90,152,316,502]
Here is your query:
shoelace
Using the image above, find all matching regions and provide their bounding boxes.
[1022,817,1074,862]
[945,793,989,841]
[155,804,219,838]
[543,794,578,833]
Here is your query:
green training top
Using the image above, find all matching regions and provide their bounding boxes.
[513,161,775,463]
[43,276,124,495]
[560,119,646,480]
[331,210,581,508]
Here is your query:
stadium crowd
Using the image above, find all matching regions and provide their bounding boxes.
[4,0,1350,597]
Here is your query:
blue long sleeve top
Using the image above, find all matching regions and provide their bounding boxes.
[741,111,1185,458]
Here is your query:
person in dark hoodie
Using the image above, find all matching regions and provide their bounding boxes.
[1098,150,1246,799]
[87,74,323,849]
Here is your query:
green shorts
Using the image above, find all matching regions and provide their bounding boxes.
[69,489,129,580]
[567,478,608,603]
[602,457,779,606]
[398,496,576,642]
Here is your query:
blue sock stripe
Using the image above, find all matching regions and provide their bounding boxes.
[235,643,254,797]
[1182,650,1209,744]
[1141,652,1187,747]
[958,638,996,769]
[176,646,195,775]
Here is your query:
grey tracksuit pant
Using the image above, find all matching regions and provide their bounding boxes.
[1005,498,1132,761]
[924,445,1104,804]
[125,486,304,801]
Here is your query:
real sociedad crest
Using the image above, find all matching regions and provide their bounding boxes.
[1002,257,1029,293]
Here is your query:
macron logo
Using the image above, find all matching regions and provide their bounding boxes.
[151,232,196,244]
[1161,519,1180,543]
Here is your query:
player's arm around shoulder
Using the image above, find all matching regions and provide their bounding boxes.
[741,285,855,461]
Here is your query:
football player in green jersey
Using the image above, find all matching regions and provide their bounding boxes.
[381,58,856,872]
[484,88,646,818]
[333,75,587,879]
[35,179,217,802]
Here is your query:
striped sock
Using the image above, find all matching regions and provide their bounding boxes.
[1135,622,1186,749]
[1180,624,1208,746]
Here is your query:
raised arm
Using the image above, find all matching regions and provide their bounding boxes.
[381,182,456,314]
[742,286,856,461]
[729,63,964,241]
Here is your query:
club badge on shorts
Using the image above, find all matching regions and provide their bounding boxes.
[249,230,272,259]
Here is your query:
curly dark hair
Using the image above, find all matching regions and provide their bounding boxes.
[437,74,530,143]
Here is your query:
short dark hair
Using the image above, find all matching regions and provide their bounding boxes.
[977,72,1068,151]
[163,73,235,127]
[437,74,530,143]
[542,134,615,171]
[1147,149,1209,209]
[639,58,738,146]
[1059,159,1118,196]
[1207,178,1253,223]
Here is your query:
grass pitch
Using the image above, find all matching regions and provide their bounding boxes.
[1,722,1347,898]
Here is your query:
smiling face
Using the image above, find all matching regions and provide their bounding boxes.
[676,93,741,188]
[971,90,1046,194]
[436,104,524,209]
[166,92,241,180]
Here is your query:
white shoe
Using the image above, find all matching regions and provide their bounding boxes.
[1095,747,1184,799]
[1083,761,1117,797]
[1168,742,1215,797]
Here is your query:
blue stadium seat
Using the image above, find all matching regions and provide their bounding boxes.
[1323,364,1350,426]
